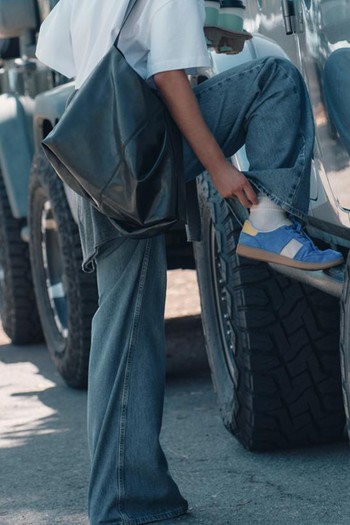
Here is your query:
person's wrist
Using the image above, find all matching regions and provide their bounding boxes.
[208,158,231,181]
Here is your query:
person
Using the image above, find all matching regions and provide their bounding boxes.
[36,1,344,523]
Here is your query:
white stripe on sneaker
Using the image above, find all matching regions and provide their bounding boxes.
[280,238,303,259]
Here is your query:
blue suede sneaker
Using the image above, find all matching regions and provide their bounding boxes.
[236,220,344,270]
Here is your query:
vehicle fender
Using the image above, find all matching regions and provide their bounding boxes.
[33,82,75,151]
[208,33,289,77]
[0,93,34,218]
[33,82,78,223]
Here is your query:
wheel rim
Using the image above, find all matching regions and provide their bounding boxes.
[41,200,68,340]
[209,221,238,385]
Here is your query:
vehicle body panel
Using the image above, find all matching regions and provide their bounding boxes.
[0,93,34,217]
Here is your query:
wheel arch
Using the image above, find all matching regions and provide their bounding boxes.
[208,33,289,76]
[33,82,75,147]
[33,82,78,222]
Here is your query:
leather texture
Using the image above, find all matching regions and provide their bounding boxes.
[42,44,185,238]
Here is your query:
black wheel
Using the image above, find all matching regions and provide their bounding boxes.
[194,173,345,451]
[0,169,43,343]
[29,153,98,388]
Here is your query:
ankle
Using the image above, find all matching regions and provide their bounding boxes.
[249,195,291,231]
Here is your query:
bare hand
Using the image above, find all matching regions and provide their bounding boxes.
[210,161,258,208]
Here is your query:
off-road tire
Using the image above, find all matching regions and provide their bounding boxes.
[0,170,43,343]
[194,173,345,451]
[29,153,98,388]
[340,252,350,440]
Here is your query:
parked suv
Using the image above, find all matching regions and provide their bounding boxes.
[0,0,349,451]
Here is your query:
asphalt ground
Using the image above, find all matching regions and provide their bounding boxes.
[1,270,350,525]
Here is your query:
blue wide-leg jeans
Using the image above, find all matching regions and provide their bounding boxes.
[82,57,315,524]
[184,56,314,219]
[87,236,186,525]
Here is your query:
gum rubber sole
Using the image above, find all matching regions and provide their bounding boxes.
[236,244,344,270]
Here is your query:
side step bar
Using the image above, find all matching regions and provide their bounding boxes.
[225,194,347,299]
[269,263,345,299]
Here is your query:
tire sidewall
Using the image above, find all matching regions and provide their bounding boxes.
[29,153,97,388]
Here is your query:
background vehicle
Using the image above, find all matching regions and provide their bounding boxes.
[0,0,349,451]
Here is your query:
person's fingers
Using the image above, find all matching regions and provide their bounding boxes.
[212,168,258,207]
[236,190,252,208]
[243,182,258,206]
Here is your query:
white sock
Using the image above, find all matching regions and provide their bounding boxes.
[249,195,292,231]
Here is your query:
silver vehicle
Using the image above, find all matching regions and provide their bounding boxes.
[0,0,349,451]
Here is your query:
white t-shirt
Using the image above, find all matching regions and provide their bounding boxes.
[36,0,211,88]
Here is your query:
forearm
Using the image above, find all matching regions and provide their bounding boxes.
[153,70,227,178]
[153,69,257,207]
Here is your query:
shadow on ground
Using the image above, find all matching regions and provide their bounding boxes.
[1,316,350,525]
[0,314,209,525]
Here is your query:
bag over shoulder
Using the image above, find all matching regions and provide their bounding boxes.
[41,0,186,238]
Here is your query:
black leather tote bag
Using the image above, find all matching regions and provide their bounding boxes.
[42,0,185,238]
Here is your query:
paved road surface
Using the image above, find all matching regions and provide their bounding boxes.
[1,270,350,525]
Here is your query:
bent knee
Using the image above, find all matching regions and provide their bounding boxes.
[262,56,303,92]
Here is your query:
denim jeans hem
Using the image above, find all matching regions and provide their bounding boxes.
[252,182,307,222]
[98,504,189,525]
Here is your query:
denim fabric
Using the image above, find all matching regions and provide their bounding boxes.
[184,56,314,218]
[88,236,188,525]
[81,56,316,524]
[78,56,315,271]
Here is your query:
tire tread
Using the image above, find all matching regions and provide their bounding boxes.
[0,171,43,343]
[195,174,345,450]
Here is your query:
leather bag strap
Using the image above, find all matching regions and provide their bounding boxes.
[114,0,139,46]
